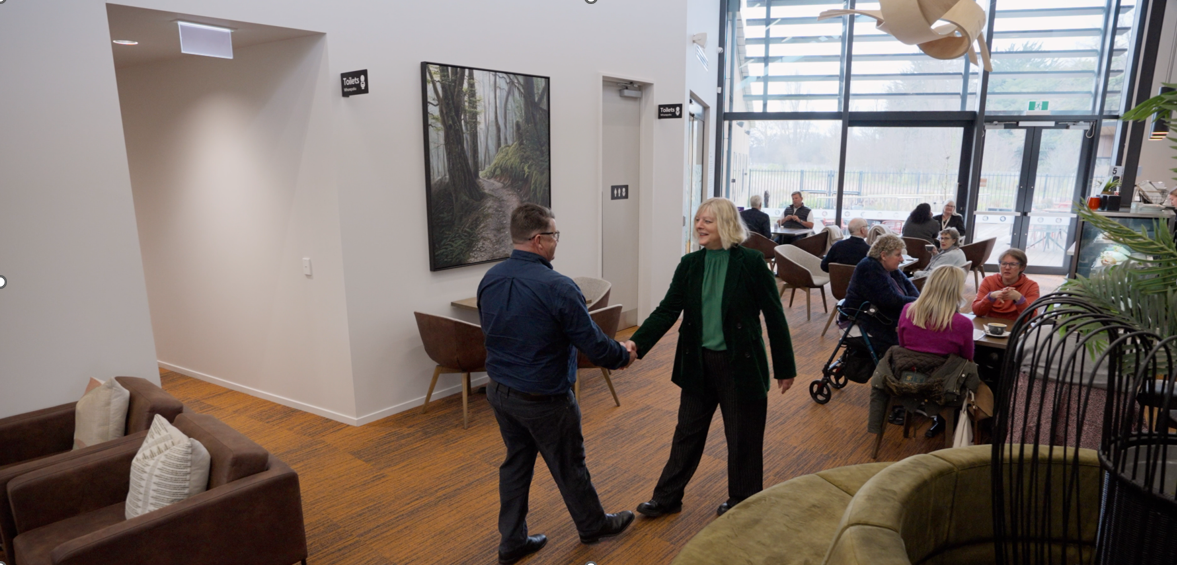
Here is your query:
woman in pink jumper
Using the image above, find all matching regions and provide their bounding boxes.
[895,266,974,437]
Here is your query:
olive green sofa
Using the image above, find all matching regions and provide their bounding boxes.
[673,445,1101,565]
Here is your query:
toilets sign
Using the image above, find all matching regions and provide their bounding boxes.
[341,70,369,97]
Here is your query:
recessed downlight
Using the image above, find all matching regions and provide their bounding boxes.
[113,40,139,45]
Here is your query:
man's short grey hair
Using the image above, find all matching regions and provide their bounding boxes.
[750,194,763,209]
[510,203,554,243]
[791,191,803,199]
[847,217,868,234]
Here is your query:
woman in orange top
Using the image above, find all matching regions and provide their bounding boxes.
[972,248,1040,320]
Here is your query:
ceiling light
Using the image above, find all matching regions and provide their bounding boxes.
[178,21,233,59]
[112,40,139,46]
[0,275,7,289]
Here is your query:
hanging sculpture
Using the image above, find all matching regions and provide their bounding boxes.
[819,0,992,72]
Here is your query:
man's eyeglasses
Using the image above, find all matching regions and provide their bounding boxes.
[532,231,560,242]
[999,261,1021,268]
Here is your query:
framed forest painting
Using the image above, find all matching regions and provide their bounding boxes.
[421,62,551,271]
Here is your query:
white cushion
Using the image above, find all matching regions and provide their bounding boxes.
[125,414,211,519]
[73,378,131,450]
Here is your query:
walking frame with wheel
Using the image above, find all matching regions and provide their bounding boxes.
[809,301,886,404]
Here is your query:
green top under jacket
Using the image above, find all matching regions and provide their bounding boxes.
[631,244,797,401]
[701,249,729,351]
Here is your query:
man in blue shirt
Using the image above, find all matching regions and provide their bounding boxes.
[478,203,636,564]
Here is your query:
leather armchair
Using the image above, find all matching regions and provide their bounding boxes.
[0,377,183,565]
[7,413,307,565]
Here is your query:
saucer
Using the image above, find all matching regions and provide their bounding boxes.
[983,325,1008,338]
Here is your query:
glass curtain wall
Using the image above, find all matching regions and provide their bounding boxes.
[720,0,1143,269]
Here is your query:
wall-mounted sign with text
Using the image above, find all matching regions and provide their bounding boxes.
[341,70,369,97]
[658,104,683,119]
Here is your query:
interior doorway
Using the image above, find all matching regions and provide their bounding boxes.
[974,123,1094,275]
[684,99,708,255]
[601,78,648,329]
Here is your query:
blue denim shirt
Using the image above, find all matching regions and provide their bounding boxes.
[477,250,630,395]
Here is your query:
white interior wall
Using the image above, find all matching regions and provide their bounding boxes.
[0,0,717,423]
[117,35,358,421]
[0,2,159,419]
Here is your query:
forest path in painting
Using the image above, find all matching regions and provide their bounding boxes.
[466,178,520,263]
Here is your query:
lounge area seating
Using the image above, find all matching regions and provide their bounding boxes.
[672,445,1100,565]
[0,377,184,564]
[7,412,308,565]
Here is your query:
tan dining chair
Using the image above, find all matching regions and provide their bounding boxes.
[775,245,830,321]
[901,237,932,275]
[575,304,623,407]
[742,232,779,269]
[414,312,487,429]
[793,232,828,258]
[961,237,997,290]
[573,276,612,310]
[822,263,857,337]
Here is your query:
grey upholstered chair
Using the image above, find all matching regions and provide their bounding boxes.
[573,276,612,311]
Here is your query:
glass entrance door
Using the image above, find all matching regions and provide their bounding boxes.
[974,124,1091,274]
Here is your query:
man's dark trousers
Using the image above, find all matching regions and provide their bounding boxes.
[487,380,607,554]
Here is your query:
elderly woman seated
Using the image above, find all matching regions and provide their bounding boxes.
[971,248,1040,321]
[841,234,920,354]
[913,227,966,278]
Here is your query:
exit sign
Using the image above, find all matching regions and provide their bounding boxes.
[1027,100,1050,112]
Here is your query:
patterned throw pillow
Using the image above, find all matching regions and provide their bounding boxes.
[73,377,131,450]
[125,414,211,519]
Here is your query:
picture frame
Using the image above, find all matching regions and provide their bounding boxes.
[421,61,551,271]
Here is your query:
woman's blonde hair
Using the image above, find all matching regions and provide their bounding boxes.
[695,198,748,249]
[868,233,905,260]
[905,265,965,331]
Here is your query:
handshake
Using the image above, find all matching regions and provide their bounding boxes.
[618,340,638,369]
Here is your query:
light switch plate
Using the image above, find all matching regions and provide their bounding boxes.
[302,258,312,277]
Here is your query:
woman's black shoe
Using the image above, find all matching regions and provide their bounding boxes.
[887,406,906,426]
[636,500,682,517]
[925,415,946,438]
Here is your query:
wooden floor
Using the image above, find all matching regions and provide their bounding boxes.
[159,274,1065,565]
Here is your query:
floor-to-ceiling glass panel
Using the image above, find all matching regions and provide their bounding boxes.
[986,0,1129,115]
[724,0,847,113]
[974,128,1026,251]
[842,127,963,232]
[848,2,980,112]
[723,120,842,226]
[1103,0,1138,114]
[1025,129,1085,268]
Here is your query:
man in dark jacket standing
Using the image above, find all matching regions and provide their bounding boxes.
[822,217,871,272]
[479,204,636,564]
[740,194,772,239]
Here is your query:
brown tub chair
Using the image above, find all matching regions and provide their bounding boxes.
[0,377,183,565]
[7,412,307,565]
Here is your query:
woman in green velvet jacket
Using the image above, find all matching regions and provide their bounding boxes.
[627,197,797,518]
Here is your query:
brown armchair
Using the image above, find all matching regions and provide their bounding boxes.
[741,233,778,269]
[960,237,996,290]
[775,245,830,322]
[0,377,183,565]
[900,237,932,275]
[415,312,487,429]
[821,263,856,337]
[7,412,307,565]
[792,232,827,258]
[574,304,623,407]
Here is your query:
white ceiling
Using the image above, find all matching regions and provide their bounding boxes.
[106,4,320,69]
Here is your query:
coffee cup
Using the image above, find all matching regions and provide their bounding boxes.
[986,323,1007,336]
